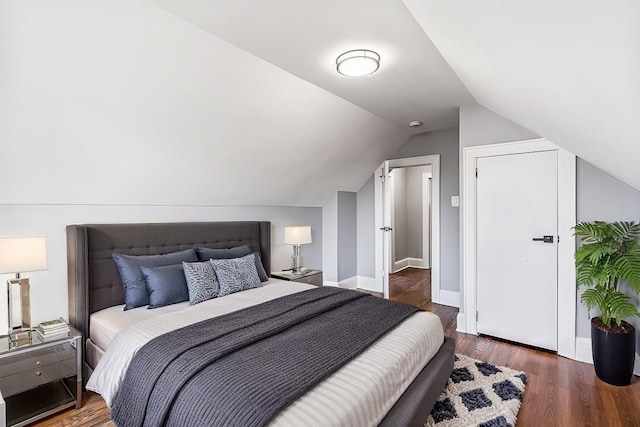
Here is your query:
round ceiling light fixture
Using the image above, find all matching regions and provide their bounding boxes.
[336,49,380,77]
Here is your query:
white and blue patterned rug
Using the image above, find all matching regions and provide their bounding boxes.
[426,354,527,427]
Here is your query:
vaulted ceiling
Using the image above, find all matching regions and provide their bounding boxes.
[156,0,639,191]
[1,1,637,209]
[404,0,640,190]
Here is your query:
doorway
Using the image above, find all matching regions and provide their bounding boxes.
[374,155,440,302]
[388,166,432,307]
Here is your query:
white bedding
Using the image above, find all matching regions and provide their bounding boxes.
[87,280,444,426]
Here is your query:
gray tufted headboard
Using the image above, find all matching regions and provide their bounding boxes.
[66,221,271,342]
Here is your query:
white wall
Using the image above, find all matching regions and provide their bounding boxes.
[0,204,322,331]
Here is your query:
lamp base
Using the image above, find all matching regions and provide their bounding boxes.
[7,277,32,336]
[291,256,304,274]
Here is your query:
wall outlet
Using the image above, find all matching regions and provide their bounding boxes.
[451,196,460,207]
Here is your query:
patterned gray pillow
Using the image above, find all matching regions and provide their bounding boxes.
[210,254,262,297]
[182,261,218,305]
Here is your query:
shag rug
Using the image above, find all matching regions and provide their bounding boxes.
[426,354,527,427]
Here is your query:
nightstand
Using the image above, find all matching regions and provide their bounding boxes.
[271,269,323,286]
[0,325,82,427]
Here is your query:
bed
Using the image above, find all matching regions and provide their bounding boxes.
[66,221,454,427]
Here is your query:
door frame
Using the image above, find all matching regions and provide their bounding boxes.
[422,171,431,269]
[375,155,440,302]
[461,138,577,358]
[388,170,397,273]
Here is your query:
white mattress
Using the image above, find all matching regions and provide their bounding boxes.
[87,280,444,426]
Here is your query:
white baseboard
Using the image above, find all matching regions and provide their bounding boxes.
[325,276,359,289]
[356,276,379,293]
[456,312,467,333]
[339,276,358,290]
[438,290,460,308]
[407,257,424,268]
[574,337,640,377]
[575,337,593,364]
[393,257,426,272]
[393,258,409,272]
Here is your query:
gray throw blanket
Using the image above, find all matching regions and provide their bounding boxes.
[111,287,418,427]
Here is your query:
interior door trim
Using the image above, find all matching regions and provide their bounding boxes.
[460,138,577,359]
[375,155,440,303]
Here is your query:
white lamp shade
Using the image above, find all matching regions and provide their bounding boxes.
[284,226,312,245]
[0,236,48,274]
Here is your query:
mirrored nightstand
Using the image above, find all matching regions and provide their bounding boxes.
[271,269,323,287]
[0,325,82,427]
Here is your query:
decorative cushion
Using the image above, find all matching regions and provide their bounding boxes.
[210,254,262,297]
[112,249,198,310]
[195,245,252,262]
[140,264,190,309]
[252,252,269,282]
[183,261,218,305]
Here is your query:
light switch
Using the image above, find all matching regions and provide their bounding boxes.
[451,196,459,207]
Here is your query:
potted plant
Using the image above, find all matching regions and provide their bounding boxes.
[574,220,640,386]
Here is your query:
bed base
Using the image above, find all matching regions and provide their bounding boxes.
[380,336,454,426]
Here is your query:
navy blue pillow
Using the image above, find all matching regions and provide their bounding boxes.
[140,264,190,309]
[252,252,269,282]
[195,245,252,261]
[112,249,197,310]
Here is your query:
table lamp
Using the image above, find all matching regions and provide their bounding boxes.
[0,236,47,340]
[284,226,312,274]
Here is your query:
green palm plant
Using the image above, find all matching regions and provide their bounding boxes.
[574,221,640,328]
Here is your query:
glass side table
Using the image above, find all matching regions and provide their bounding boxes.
[0,325,82,427]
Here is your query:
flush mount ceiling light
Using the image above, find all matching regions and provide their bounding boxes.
[336,49,380,77]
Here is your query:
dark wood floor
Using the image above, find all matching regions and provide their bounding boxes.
[33,271,640,426]
[389,267,431,307]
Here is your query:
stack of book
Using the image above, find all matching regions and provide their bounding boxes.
[36,319,70,340]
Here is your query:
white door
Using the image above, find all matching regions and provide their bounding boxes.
[382,161,391,298]
[476,150,558,350]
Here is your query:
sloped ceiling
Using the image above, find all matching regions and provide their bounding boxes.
[5,1,632,210]
[0,1,411,207]
[404,0,640,190]
[154,0,474,131]
[0,0,475,208]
